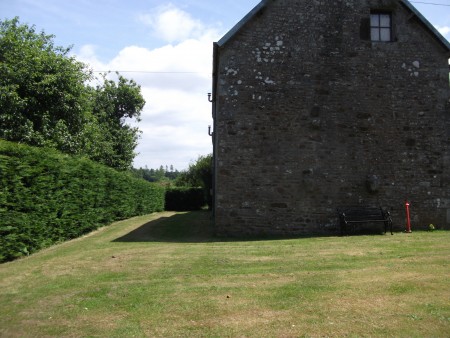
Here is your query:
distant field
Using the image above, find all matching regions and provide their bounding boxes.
[0,211,449,337]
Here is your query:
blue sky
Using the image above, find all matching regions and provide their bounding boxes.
[1,0,449,170]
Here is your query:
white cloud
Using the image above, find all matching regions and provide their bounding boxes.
[77,44,105,73]
[75,4,218,170]
[139,3,216,43]
[437,26,450,39]
[131,86,213,170]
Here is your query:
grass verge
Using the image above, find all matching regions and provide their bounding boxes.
[0,211,449,337]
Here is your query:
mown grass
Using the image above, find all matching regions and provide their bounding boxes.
[0,211,449,337]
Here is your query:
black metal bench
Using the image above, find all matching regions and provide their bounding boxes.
[337,206,393,235]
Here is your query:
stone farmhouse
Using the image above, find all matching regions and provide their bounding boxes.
[210,0,450,236]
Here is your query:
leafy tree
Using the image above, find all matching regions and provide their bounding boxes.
[88,73,145,170]
[176,154,213,209]
[0,17,90,153]
[0,18,145,170]
[131,165,180,183]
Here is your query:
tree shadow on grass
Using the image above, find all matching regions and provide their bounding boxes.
[113,211,216,243]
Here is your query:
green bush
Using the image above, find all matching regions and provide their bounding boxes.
[165,187,205,211]
[0,140,165,262]
[175,154,212,210]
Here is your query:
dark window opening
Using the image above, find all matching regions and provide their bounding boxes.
[371,13,392,42]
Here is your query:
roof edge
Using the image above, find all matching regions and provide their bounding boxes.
[216,0,270,47]
[216,0,449,52]
[400,0,450,52]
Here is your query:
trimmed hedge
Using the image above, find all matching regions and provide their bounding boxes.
[0,140,165,262]
[165,187,205,211]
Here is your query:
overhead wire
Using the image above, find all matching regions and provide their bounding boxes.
[91,0,448,75]
[92,70,210,74]
[410,1,450,6]
[92,71,208,73]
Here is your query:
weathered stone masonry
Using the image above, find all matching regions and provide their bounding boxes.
[212,0,450,236]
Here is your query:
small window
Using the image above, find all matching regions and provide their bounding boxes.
[370,13,392,42]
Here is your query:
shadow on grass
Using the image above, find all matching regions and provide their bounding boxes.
[113,211,396,244]
[113,211,216,243]
[112,211,308,244]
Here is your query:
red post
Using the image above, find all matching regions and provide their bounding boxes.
[405,201,412,233]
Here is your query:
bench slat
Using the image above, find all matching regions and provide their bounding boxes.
[337,206,393,235]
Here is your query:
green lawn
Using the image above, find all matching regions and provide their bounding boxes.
[0,211,449,337]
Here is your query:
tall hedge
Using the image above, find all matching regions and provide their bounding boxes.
[165,187,205,211]
[0,140,165,262]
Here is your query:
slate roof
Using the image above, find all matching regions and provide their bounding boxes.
[216,0,450,52]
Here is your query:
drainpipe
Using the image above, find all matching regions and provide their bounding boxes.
[210,42,219,225]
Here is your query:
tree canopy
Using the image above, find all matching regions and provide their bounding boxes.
[176,154,212,189]
[176,154,213,209]
[0,17,145,170]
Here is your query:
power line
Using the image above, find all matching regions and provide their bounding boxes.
[93,70,210,74]
[90,1,447,77]
[410,1,450,6]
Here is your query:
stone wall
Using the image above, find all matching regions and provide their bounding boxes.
[213,0,450,236]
